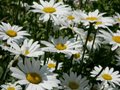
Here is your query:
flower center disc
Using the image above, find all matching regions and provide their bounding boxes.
[95,21,102,25]
[67,15,75,20]
[6,30,17,37]
[7,87,15,90]
[26,72,42,84]
[48,63,56,68]
[55,43,67,50]
[112,36,120,43]
[102,74,112,80]
[68,81,79,89]
[86,17,98,21]
[43,7,56,13]
[73,53,80,59]
[24,49,30,55]
[118,18,120,22]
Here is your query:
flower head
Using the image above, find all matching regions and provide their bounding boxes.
[8,39,44,57]
[60,71,89,90]
[10,58,60,90]
[0,22,29,43]
[91,65,120,87]
[1,83,22,90]
[113,12,120,26]
[94,17,114,29]
[99,30,120,50]
[80,10,105,26]
[31,0,71,24]
[41,36,81,55]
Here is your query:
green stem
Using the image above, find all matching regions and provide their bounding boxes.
[55,53,59,71]
[44,19,51,65]
[90,30,98,52]
[46,19,51,40]
[80,23,93,72]
[79,0,82,8]
[81,24,93,62]
[55,60,59,71]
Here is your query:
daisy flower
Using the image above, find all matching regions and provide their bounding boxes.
[91,65,103,77]
[0,22,29,43]
[75,30,101,50]
[72,50,83,63]
[115,54,120,66]
[1,83,22,90]
[73,27,101,50]
[60,10,80,28]
[41,36,81,55]
[8,39,44,57]
[91,65,120,87]
[66,48,88,64]
[60,71,89,90]
[113,12,120,26]
[72,27,85,41]
[93,83,116,90]
[0,42,11,51]
[80,10,105,26]
[98,30,120,50]
[10,58,60,90]
[94,17,114,29]
[31,0,71,24]
[85,32,101,50]
[41,58,62,72]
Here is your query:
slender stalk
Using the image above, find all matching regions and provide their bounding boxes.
[79,0,82,8]
[44,19,51,65]
[55,60,59,71]
[90,30,98,52]
[80,23,93,72]
[55,53,59,71]
[44,52,47,65]
[45,19,51,40]
[81,23,93,63]
[1,55,19,82]
[15,0,21,24]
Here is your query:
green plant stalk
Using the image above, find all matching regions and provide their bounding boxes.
[55,53,60,71]
[80,23,93,71]
[90,29,98,52]
[55,59,59,71]
[79,0,82,8]
[1,54,14,82]
[44,19,51,65]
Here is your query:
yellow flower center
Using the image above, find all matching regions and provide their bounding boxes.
[86,17,98,21]
[68,81,79,89]
[43,7,56,13]
[26,72,42,84]
[67,15,75,20]
[73,53,80,59]
[95,21,102,25]
[7,87,15,90]
[112,36,120,43]
[118,18,120,22]
[48,63,56,69]
[102,74,112,80]
[6,30,17,37]
[55,43,67,50]
[24,49,30,55]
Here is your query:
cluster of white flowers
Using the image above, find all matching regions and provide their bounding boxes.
[1,0,120,90]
